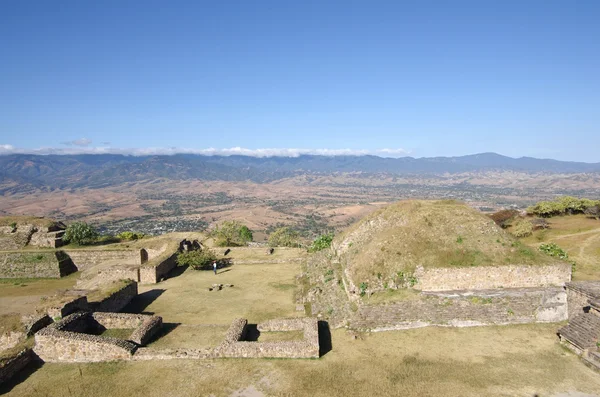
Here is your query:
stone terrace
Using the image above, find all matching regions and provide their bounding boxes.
[352,287,567,331]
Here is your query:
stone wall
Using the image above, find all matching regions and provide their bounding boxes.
[139,253,178,284]
[0,349,34,385]
[91,312,162,346]
[215,318,319,359]
[565,281,600,319]
[29,230,63,248]
[33,312,162,363]
[64,250,141,272]
[92,266,140,286]
[351,287,567,331]
[129,316,162,345]
[0,225,35,250]
[34,312,138,363]
[414,263,571,292]
[35,329,136,363]
[89,281,138,313]
[0,251,77,278]
[41,295,89,319]
[21,314,53,336]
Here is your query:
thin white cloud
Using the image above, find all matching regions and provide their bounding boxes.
[61,138,93,147]
[0,145,411,158]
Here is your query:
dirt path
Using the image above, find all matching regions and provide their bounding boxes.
[578,233,600,265]
[552,227,600,240]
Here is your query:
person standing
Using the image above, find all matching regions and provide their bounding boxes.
[213,261,217,275]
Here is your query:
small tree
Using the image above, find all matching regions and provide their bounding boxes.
[176,248,217,270]
[268,227,301,247]
[63,222,99,245]
[308,233,334,253]
[212,221,253,247]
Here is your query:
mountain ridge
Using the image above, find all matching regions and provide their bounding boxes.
[1,152,599,193]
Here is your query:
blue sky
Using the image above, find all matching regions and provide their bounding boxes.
[0,1,598,161]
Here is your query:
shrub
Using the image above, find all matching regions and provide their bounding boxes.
[511,220,533,237]
[539,243,576,272]
[212,221,253,247]
[63,222,98,245]
[308,233,334,253]
[538,243,569,260]
[488,209,519,228]
[117,231,146,241]
[268,227,301,247]
[176,248,217,270]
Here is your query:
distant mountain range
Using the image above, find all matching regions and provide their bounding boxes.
[1,152,599,192]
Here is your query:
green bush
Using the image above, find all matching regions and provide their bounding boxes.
[268,227,301,247]
[176,248,217,270]
[538,243,569,260]
[527,196,600,217]
[539,243,576,272]
[308,233,334,253]
[511,220,533,237]
[212,221,253,247]
[117,231,146,241]
[63,222,98,245]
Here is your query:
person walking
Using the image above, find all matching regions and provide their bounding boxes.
[213,261,218,275]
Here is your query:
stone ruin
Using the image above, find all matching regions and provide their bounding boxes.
[34,312,163,363]
[0,220,66,250]
[31,315,319,363]
[208,283,234,291]
[135,317,320,361]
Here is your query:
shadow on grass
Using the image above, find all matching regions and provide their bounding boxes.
[244,324,260,341]
[318,320,332,357]
[0,356,43,394]
[147,322,181,344]
[166,264,188,279]
[121,289,166,314]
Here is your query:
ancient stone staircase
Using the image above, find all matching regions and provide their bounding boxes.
[558,313,600,353]
[558,283,600,372]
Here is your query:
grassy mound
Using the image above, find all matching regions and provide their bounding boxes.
[334,200,559,288]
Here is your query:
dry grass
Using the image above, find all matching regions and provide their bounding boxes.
[521,214,600,280]
[4,324,600,396]
[0,273,80,316]
[126,261,303,325]
[148,325,228,349]
[258,330,304,342]
[0,313,24,334]
[0,273,79,298]
[86,279,134,303]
